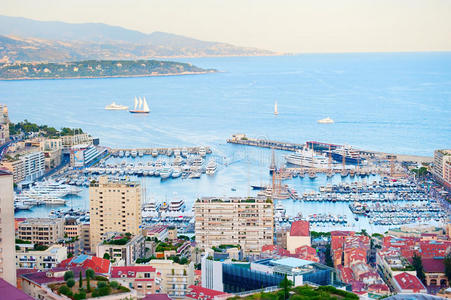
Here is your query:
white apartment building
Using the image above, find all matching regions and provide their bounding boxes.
[194,197,274,253]
[23,151,45,181]
[15,245,67,270]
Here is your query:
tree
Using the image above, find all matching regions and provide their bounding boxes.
[67,252,74,258]
[58,285,72,296]
[67,279,75,288]
[110,281,119,289]
[64,270,74,281]
[445,253,451,282]
[74,291,86,300]
[85,268,95,279]
[79,271,83,288]
[412,253,425,283]
[86,274,91,291]
[103,253,110,260]
[279,274,293,300]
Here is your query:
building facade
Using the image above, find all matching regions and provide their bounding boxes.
[0,104,9,144]
[16,245,67,270]
[433,149,451,188]
[96,234,146,265]
[195,197,274,253]
[148,259,194,299]
[0,170,17,286]
[22,151,45,182]
[17,218,64,246]
[1,158,25,183]
[89,177,142,251]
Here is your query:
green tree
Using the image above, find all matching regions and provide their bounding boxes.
[67,252,73,258]
[445,253,451,282]
[85,268,95,279]
[86,274,91,291]
[79,271,83,288]
[110,281,119,289]
[279,274,293,300]
[64,270,74,281]
[103,253,110,260]
[74,291,86,300]
[412,253,425,283]
[67,279,75,288]
[58,285,72,296]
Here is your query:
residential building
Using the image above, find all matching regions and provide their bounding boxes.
[433,149,451,188]
[194,197,274,253]
[22,151,45,181]
[70,144,105,167]
[187,285,231,300]
[148,259,194,299]
[1,158,25,183]
[96,234,146,265]
[111,265,161,296]
[40,138,62,169]
[286,220,311,253]
[392,272,427,294]
[17,218,64,246]
[0,104,9,144]
[16,245,67,270]
[59,218,83,255]
[0,169,17,286]
[89,176,142,251]
[81,222,90,253]
[422,258,448,287]
[61,133,92,147]
[143,225,169,241]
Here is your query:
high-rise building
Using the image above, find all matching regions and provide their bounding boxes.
[89,176,142,251]
[22,151,45,181]
[433,149,451,188]
[17,218,64,246]
[194,197,274,253]
[0,169,17,286]
[0,104,9,144]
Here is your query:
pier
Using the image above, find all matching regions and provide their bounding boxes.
[227,134,304,151]
[110,146,211,157]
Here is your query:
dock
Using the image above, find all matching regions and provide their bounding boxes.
[110,146,211,157]
[227,134,303,151]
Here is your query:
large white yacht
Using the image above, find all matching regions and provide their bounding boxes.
[285,147,329,168]
[206,158,217,175]
[169,196,185,212]
[105,102,128,110]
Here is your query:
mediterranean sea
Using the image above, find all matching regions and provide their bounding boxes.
[3,53,451,232]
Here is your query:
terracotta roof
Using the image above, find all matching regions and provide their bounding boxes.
[16,268,39,277]
[422,258,445,273]
[111,266,157,278]
[394,272,426,291]
[290,220,310,237]
[59,255,110,274]
[187,285,231,299]
[0,278,33,300]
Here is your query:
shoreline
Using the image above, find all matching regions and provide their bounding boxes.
[0,70,217,81]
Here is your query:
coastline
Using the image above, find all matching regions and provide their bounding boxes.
[0,70,218,81]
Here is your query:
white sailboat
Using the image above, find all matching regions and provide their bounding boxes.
[129,96,150,114]
[274,101,278,115]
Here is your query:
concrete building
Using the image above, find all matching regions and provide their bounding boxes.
[148,259,194,299]
[40,138,62,170]
[111,265,161,296]
[89,176,142,251]
[433,149,451,188]
[0,169,17,286]
[70,144,105,167]
[22,151,45,181]
[61,133,92,147]
[0,104,9,144]
[17,218,64,246]
[194,197,274,253]
[81,223,91,253]
[286,220,311,253]
[96,234,146,265]
[143,225,169,241]
[1,158,25,183]
[16,245,67,270]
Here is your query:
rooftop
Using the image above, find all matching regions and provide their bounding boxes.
[0,278,33,300]
[394,272,426,291]
[111,266,157,278]
[187,285,231,299]
[290,220,310,237]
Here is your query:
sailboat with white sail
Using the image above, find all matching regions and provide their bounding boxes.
[274,100,278,115]
[129,96,150,114]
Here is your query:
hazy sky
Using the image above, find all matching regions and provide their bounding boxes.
[1,0,451,53]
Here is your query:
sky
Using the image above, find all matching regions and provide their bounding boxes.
[1,0,451,53]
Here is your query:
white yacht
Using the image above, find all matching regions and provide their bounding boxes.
[317,117,334,124]
[152,149,159,157]
[169,197,185,212]
[131,150,138,158]
[105,102,128,110]
[181,148,188,157]
[160,167,173,179]
[285,147,329,168]
[206,159,217,175]
[171,168,182,178]
[172,156,183,166]
[198,146,207,157]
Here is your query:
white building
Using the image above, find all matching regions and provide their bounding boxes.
[23,151,45,181]
[16,245,67,270]
[71,144,105,167]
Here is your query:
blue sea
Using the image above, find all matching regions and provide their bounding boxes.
[2,53,451,232]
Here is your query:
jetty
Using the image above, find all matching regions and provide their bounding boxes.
[227,134,303,151]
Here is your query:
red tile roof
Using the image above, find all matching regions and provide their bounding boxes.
[59,255,110,274]
[111,266,157,278]
[290,220,309,237]
[187,285,231,299]
[421,258,445,273]
[143,294,172,300]
[394,272,426,291]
